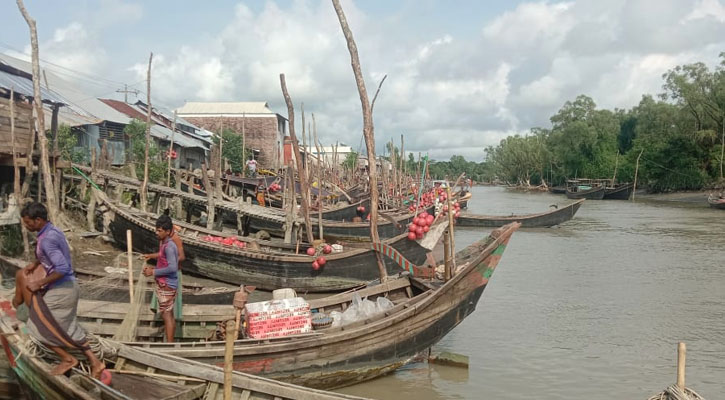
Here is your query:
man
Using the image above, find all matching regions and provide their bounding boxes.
[143,215,179,342]
[246,158,258,178]
[256,180,266,207]
[12,202,105,378]
[145,210,185,264]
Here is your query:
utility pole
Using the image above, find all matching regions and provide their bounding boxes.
[116,84,139,103]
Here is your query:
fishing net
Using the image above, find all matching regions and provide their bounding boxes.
[113,268,150,342]
[81,252,148,301]
[647,385,706,400]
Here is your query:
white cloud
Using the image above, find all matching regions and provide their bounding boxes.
[14,0,725,162]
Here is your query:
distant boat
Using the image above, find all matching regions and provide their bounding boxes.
[565,183,605,200]
[456,199,584,228]
[603,182,634,200]
[708,194,725,209]
[549,186,566,194]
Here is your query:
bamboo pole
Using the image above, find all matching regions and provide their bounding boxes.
[9,88,30,257]
[17,0,61,224]
[241,112,246,178]
[611,150,619,184]
[126,230,134,302]
[312,114,323,240]
[223,319,235,400]
[333,0,387,280]
[139,52,153,212]
[632,149,643,201]
[446,185,456,272]
[676,342,686,391]
[166,111,176,187]
[201,162,216,230]
[284,162,296,244]
[279,74,315,242]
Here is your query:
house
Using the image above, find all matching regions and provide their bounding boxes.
[305,144,355,166]
[0,53,131,165]
[99,99,211,169]
[177,102,287,169]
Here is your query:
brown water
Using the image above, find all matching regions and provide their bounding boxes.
[338,186,725,399]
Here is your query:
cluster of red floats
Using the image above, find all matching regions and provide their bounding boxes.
[201,235,247,248]
[306,244,333,270]
[267,183,282,193]
[407,211,435,240]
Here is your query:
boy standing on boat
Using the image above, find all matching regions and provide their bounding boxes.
[12,202,106,378]
[143,215,179,342]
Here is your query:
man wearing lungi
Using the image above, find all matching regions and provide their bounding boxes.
[143,215,179,342]
[12,202,106,378]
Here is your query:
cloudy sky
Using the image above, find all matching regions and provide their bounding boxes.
[2,0,725,161]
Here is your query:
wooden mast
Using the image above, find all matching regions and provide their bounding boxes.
[332,0,387,281]
[279,74,315,243]
[16,0,61,224]
[139,52,153,212]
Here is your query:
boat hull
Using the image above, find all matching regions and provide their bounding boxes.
[457,199,584,228]
[127,224,519,389]
[108,208,429,292]
[566,186,605,200]
[603,183,633,200]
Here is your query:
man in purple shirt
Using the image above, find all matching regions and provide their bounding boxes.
[143,215,179,342]
[12,202,105,378]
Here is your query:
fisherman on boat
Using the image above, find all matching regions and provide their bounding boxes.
[11,202,106,378]
[256,179,266,207]
[146,210,185,264]
[143,215,180,342]
[246,158,258,178]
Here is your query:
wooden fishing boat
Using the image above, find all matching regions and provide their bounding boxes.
[549,186,566,194]
[0,256,237,305]
[565,182,605,200]
[708,194,725,209]
[603,182,633,200]
[99,192,434,292]
[81,223,520,389]
[0,300,369,400]
[456,199,584,228]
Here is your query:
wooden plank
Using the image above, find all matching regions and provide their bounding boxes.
[160,383,207,400]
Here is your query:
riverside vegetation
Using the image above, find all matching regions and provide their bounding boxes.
[426,54,725,193]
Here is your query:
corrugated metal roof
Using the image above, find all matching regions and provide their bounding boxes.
[150,124,209,150]
[176,101,278,115]
[0,54,130,125]
[0,68,68,105]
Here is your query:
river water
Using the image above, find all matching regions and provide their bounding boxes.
[338,186,725,399]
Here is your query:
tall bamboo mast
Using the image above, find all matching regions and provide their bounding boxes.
[16,0,61,224]
[140,52,153,212]
[332,0,386,281]
[279,74,315,242]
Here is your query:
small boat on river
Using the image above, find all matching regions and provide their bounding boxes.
[98,191,433,292]
[456,199,584,228]
[708,194,725,209]
[565,180,605,200]
[603,182,634,200]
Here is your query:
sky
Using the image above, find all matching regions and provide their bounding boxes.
[2,0,725,161]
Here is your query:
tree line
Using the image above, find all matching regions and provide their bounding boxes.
[425,54,725,192]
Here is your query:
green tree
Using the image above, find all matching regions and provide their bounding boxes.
[212,129,250,173]
[342,151,359,171]
[124,119,165,183]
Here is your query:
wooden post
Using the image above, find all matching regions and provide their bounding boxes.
[279,74,315,242]
[632,149,643,201]
[611,150,619,184]
[86,148,97,231]
[241,112,246,178]
[9,88,30,257]
[223,319,235,400]
[166,110,176,187]
[201,162,216,230]
[284,163,296,244]
[443,230,451,281]
[332,0,387,281]
[17,0,61,225]
[676,342,686,391]
[446,185,456,272]
[126,230,134,302]
[312,114,323,240]
[139,52,153,212]
[216,119,224,199]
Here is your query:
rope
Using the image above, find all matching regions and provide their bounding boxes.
[24,332,117,364]
[647,385,706,400]
[368,242,434,278]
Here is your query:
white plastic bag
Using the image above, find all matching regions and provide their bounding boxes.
[359,297,377,318]
[375,296,394,313]
[330,311,342,328]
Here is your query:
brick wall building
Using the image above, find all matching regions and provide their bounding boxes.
[176,102,287,169]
